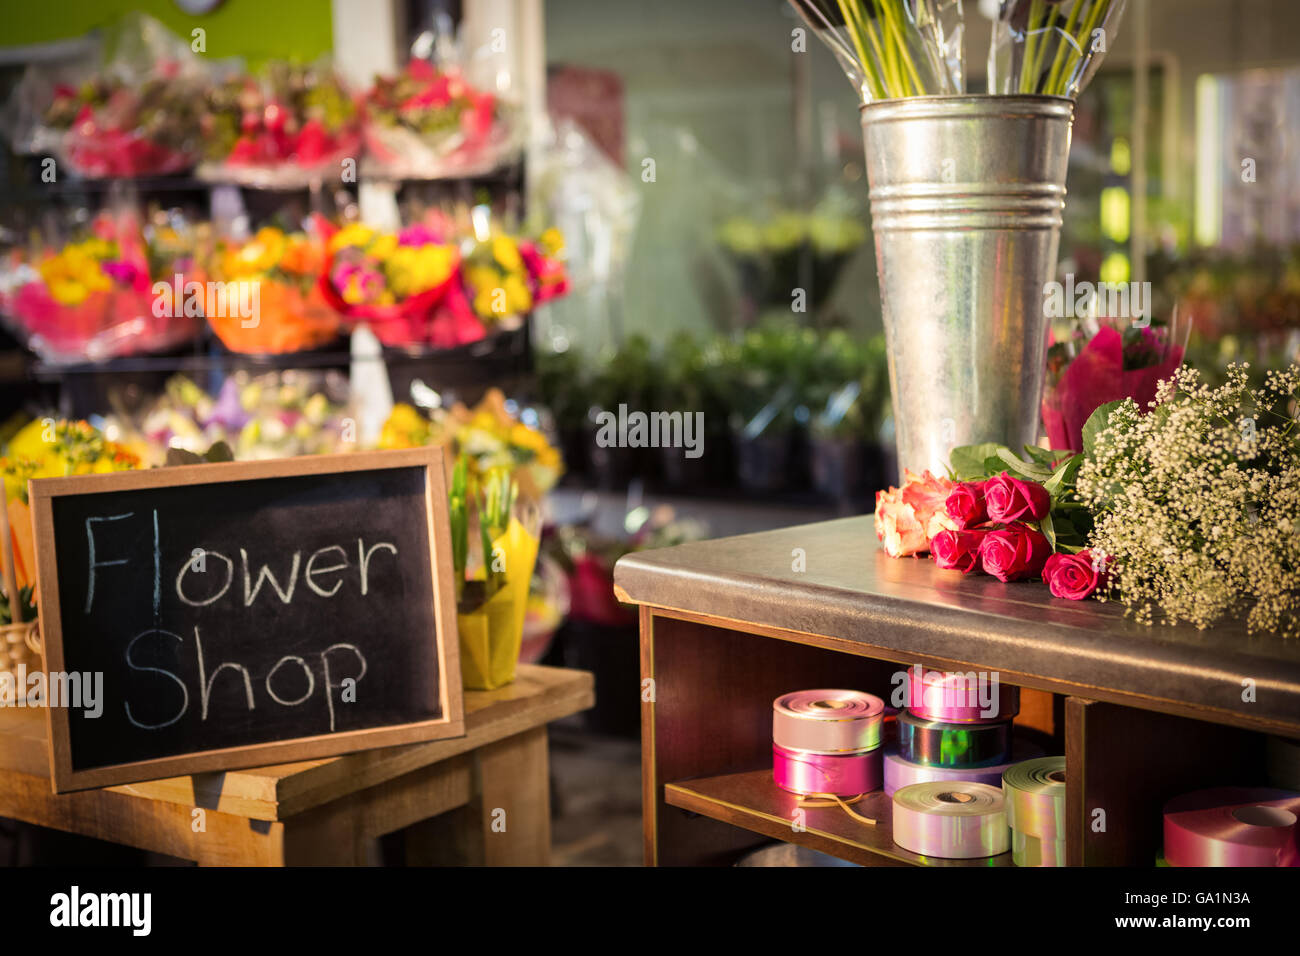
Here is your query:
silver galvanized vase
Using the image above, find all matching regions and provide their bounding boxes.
[860,95,1074,480]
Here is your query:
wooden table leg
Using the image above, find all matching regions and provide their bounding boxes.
[475,726,551,865]
[409,726,552,866]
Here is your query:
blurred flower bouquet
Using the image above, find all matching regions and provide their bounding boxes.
[320,221,484,348]
[1041,316,1187,453]
[43,68,202,177]
[461,229,569,325]
[18,13,207,177]
[108,372,358,465]
[4,212,200,363]
[202,226,341,354]
[363,61,520,179]
[198,62,363,188]
[379,388,563,503]
[1,418,142,606]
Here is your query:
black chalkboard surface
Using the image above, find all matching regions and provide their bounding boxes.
[29,448,463,793]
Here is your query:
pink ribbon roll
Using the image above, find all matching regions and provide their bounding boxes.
[773,689,885,753]
[773,743,882,797]
[884,744,1043,796]
[906,666,1019,722]
[892,781,1010,859]
[1163,787,1300,867]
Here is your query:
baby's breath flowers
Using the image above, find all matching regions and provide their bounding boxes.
[1077,363,1300,637]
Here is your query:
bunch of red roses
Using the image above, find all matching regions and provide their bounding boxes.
[931,472,1108,600]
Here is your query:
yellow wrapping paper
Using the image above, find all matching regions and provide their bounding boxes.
[457,515,540,690]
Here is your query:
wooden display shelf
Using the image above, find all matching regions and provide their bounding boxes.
[614,516,1300,867]
[665,769,1013,867]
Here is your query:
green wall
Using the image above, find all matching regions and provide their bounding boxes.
[0,0,334,66]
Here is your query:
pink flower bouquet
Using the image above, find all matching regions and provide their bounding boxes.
[1041,322,1186,453]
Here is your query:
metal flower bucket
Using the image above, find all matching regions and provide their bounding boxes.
[860,95,1074,479]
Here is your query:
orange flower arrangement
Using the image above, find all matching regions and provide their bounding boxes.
[203,227,340,354]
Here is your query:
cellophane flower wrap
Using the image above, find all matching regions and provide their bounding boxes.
[363,60,521,178]
[197,61,363,188]
[201,226,341,354]
[17,13,207,177]
[319,219,485,349]
[4,212,200,364]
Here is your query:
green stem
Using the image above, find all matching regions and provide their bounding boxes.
[882,0,927,95]
[837,0,885,100]
[1059,0,1112,97]
[1020,0,1044,94]
[860,0,899,97]
[867,0,900,96]
[1044,0,1085,96]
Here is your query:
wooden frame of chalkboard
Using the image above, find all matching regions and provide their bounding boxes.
[29,447,464,793]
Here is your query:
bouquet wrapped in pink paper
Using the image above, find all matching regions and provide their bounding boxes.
[1041,320,1186,453]
[4,213,200,364]
[318,219,486,349]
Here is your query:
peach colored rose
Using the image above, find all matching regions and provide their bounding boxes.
[875,469,958,557]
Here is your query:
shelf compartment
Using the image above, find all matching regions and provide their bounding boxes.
[665,769,1014,868]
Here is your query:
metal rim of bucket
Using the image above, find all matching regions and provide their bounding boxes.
[859,93,1074,123]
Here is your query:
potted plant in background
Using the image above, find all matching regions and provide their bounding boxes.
[656,332,733,490]
[585,334,659,490]
[809,332,891,507]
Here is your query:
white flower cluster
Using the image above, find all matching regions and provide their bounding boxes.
[1077,363,1300,637]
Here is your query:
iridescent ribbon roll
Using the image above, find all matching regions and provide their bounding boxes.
[907,667,1020,722]
[897,710,1013,768]
[1003,756,1067,840]
[1013,830,1065,867]
[1163,787,1300,867]
[773,743,882,797]
[883,743,1042,796]
[892,781,1010,859]
[772,690,885,753]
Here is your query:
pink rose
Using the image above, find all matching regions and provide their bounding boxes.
[984,472,1051,523]
[1043,549,1108,600]
[945,480,989,529]
[978,524,1051,582]
[931,529,989,574]
[874,469,959,558]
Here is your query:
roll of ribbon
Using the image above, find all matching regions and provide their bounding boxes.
[907,667,1020,722]
[773,743,882,797]
[897,710,1013,768]
[772,690,885,753]
[883,743,1043,796]
[892,781,1010,859]
[1266,736,1300,791]
[1003,756,1067,840]
[1012,829,1065,867]
[1163,787,1300,867]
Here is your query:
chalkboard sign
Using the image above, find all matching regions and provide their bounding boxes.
[29,448,463,793]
